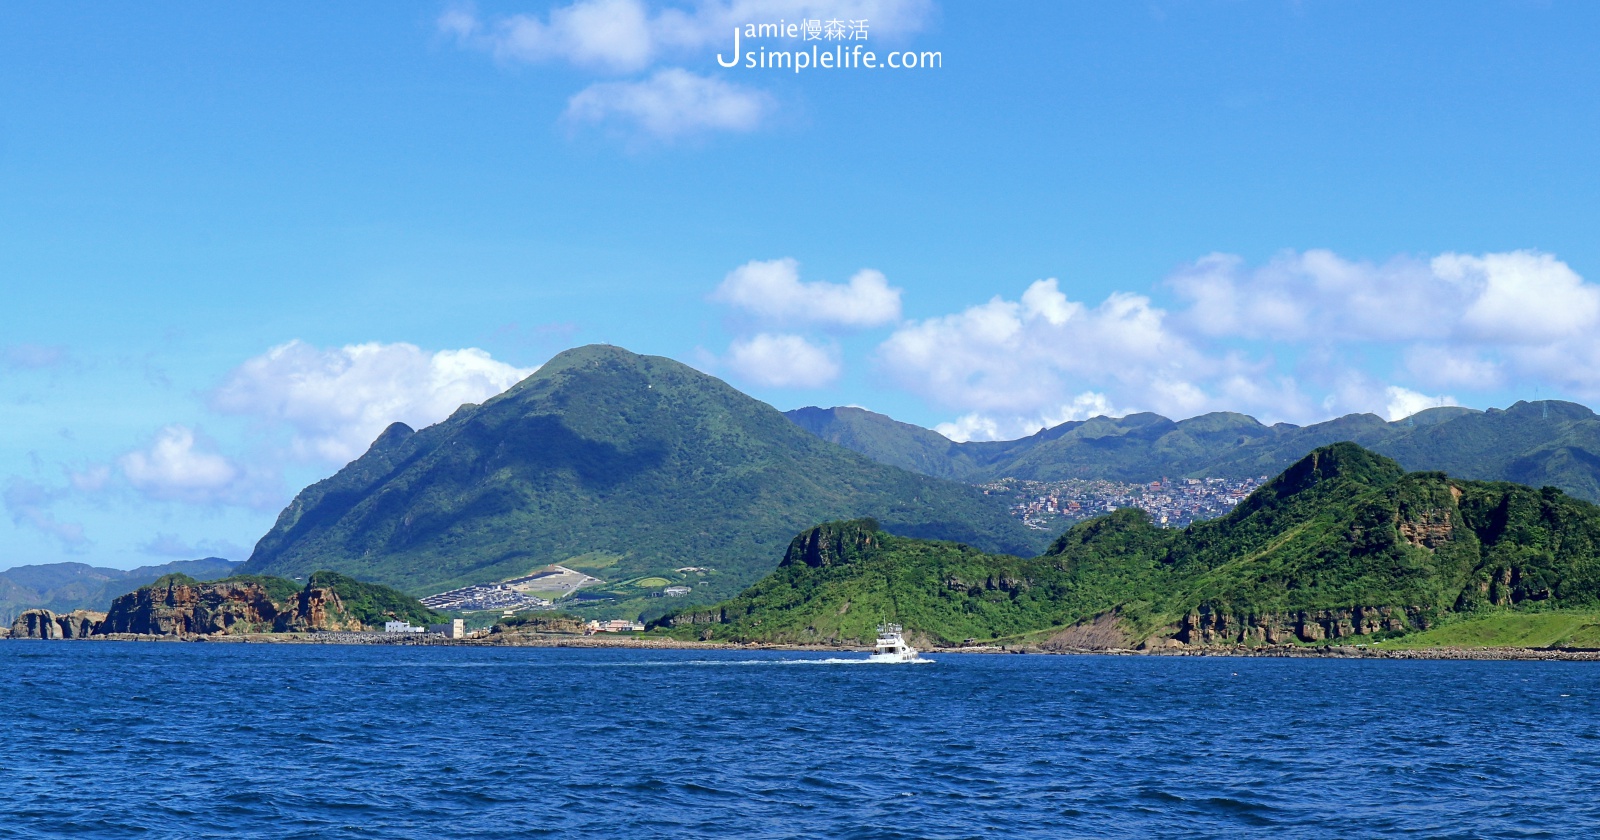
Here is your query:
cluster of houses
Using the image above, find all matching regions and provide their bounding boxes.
[980,475,1268,530]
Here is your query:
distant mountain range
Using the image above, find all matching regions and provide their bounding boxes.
[241,345,1047,616]
[660,443,1600,648]
[786,400,1600,501]
[0,557,241,625]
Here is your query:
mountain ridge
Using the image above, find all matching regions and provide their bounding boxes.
[785,400,1600,501]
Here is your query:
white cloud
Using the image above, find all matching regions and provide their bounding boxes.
[725,333,840,388]
[1384,386,1459,422]
[880,278,1212,418]
[1437,251,1600,343]
[565,68,771,139]
[119,426,245,505]
[1169,250,1450,343]
[891,249,1600,438]
[441,1,934,138]
[1171,248,1600,348]
[441,0,934,73]
[712,258,901,327]
[211,340,534,464]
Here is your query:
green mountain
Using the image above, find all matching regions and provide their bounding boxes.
[660,443,1600,647]
[786,400,1600,502]
[241,345,1048,616]
[0,557,241,625]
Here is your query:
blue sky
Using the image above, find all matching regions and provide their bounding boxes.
[3,0,1599,571]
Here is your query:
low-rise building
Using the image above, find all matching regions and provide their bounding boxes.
[584,619,645,634]
[662,586,692,597]
[384,621,423,634]
[427,618,466,639]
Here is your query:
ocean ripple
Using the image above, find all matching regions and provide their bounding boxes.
[3,643,1600,837]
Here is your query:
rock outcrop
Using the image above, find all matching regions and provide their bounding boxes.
[273,586,362,632]
[99,579,284,636]
[11,609,63,639]
[58,610,104,638]
[1162,604,1431,646]
[8,608,106,639]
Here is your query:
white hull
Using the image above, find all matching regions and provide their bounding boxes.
[869,623,927,663]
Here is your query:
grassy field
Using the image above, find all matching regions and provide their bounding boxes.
[560,552,623,573]
[1378,611,1600,650]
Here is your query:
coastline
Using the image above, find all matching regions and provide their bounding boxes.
[16,631,1600,661]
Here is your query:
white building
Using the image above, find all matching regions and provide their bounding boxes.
[384,621,423,634]
[427,618,466,639]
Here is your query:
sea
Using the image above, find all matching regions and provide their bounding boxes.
[3,643,1599,838]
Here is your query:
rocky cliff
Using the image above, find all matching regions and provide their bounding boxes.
[96,575,373,636]
[273,585,362,632]
[1150,604,1432,647]
[9,609,106,639]
[98,578,286,635]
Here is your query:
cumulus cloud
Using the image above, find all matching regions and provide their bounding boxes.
[211,340,534,464]
[565,68,771,139]
[886,249,1600,439]
[119,425,250,506]
[879,278,1230,420]
[1170,249,1600,348]
[725,333,840,388]
[712,258,901,328]
[3,478,88,549]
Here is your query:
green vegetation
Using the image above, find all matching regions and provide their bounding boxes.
[305,570,446,626]
[151,572,201,588]
[1376,611,1600,650]
[659,444,1600,648]
[208,574,304,604]
[788,399,1600,502]
[242,345,1046,613]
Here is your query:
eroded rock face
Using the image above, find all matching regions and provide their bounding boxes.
[7,609,107,639]
[1169,604,1429,646]
[1399,507,1455,550]
[99,580,283,636]
[11,609,64,639]
[274,587,362,632]
[58,610,105,638]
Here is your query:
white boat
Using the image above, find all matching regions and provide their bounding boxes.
[868,623,925,663]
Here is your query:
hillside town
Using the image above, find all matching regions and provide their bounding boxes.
[979,475,1269,531]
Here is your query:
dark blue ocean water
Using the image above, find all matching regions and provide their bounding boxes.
[3,644,1599,838]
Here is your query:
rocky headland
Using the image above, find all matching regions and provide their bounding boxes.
[7,571,438,640]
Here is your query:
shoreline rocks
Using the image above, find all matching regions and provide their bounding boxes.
[9,609,107,640]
